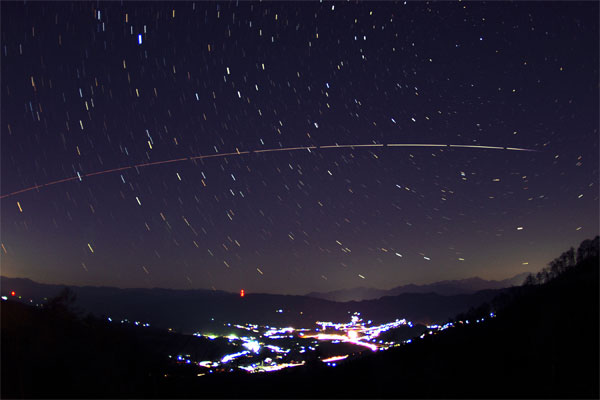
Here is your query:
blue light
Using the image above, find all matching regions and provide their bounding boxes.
[138,34,142,45]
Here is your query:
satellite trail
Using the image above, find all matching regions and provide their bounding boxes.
[0,143,536,200]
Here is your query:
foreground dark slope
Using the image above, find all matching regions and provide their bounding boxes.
[1,300,163,398]
[1,297,247,398]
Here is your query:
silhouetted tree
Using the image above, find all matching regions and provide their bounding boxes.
[523,237,598,289]
[523,273,536,286]
[536,271,545,285]
[577,236,599,263]
[45,287,80,318]
[565,247,575,268]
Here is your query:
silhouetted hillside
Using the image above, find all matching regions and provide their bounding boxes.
[1,291,242,398]
[1,297,162,398]
[3,238,597,398]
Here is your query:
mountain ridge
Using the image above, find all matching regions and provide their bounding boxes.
[306,272,531,302]
[1,275,506,332]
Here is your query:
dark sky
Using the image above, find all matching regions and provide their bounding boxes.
[1,1,598,295]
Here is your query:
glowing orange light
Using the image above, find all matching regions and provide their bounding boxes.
[240,289,245,297]
[11,291,15,296]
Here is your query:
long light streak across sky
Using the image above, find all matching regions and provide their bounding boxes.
[0,143,537,200]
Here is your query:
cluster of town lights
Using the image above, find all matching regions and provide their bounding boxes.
[4,289,497,375]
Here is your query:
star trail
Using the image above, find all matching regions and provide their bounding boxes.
[1,2,598,294]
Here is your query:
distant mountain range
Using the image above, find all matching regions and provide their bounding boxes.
[306,272,531,302]
[0,276,515,333]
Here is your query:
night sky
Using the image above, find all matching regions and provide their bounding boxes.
[1,2,598,295]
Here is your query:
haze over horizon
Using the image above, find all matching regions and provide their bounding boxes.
[1,2,598,295]
[0,269,532,297]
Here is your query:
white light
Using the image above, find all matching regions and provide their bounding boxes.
[242,340,261,353]
[221,351,249,363]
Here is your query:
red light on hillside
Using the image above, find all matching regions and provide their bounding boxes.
[240,289,245,297]
[11,291,16,296]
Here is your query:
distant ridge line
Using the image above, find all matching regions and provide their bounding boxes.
[306,272,532,302]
